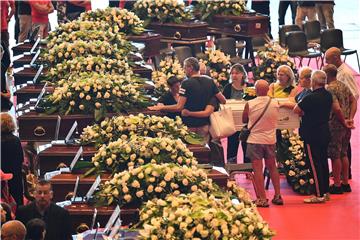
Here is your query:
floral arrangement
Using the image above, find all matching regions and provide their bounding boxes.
[276,129,315,195]
[242,87,257,101]
[80,114,203,147]
[138,190,275,240]
[39,72,149,121]
[196,0,247,21]
[200,49,231,88]
[94,163,216,207]
[89,137,198,175]
[79,8,144,35]
[253,43,297,83]
[45,55,131,83]
[226,181,253,206]
[151,57,185,97]
[41,39,134,67]
[133,0,192,25]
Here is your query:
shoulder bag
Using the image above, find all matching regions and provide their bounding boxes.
[239,98,272,142]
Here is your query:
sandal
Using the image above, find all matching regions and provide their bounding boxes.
[254,198,269,208]
[271,195,284,205]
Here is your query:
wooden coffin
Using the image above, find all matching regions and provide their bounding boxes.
[12,40,46,56]
[65,204,139,229]
[18,111,164,142]
[127,32,161,58]
[209,14,269,37]
[37,144,211,176]
[148,21,208,41]
[14,84,53,106]
[13,65,46,86]
[12,52,36,68]
[13,64,152,86]
[50,170,228,202]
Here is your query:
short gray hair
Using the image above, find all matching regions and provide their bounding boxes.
[183,57,200,72]
[311,70,327,86]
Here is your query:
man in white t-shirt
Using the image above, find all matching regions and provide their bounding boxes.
[242,80,282,207]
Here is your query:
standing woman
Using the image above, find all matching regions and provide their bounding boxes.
[223,64,252,163]
[1,113,25,206]
[268,65,297,99]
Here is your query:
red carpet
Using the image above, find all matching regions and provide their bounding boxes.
[226,63,360,240]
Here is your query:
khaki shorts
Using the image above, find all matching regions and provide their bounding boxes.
[328,128,351,159]
[246,143,276,161]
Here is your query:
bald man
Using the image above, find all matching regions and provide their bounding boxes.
[325,46,358,179]
[325,47,359,100]
[1,220,27,240]
[242,80,283,207]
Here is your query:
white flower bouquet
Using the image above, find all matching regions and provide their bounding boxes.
[138,190,275,239]
[80,114,203,147]
[39,72,149,121]
[42,39,134,67]
[45,55,130,83]
[134,0,192,26]
[94,163,215,207]
[200,49,231,88]
[151,57,185,97]
[196,0,247,21]
[89,136,198,175]
[277,129,315,195]
[253,43,297,83]
[79,8,144,35]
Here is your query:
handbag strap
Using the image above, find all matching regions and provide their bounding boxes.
[248,97,272,131]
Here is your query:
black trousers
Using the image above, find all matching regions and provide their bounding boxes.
[305,142,330,197]
[348,143,352,177]
[227,131,250,163]
[278,1,297,25]
[251,2,272,38]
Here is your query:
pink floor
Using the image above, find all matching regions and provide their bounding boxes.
[227,64,360,240]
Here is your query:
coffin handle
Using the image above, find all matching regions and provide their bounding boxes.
[174,31,182,39]
[33,126,46,137]
[234,24,242,32]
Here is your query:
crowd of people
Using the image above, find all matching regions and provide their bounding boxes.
[148,45,358,206]
[0,0,358,239]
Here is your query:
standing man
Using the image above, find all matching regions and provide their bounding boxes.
[295,1,317,27]
[29,0,54,39]
[325,47,359,179]
[148,57,226,143]
[278,0,297,26]
[242,80,283,207]
[294,70,332,203]
[323,64,356,194]
[315,1,335,29]
[18,1,32,43]
[251,0,272,39]
[16,180,72,240]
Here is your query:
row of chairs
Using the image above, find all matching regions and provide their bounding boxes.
[280,21,360,71]
[173,37,253,69]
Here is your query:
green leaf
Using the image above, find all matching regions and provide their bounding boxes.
[184,134,204,145]
[83,167,97,177]
[72,161,94,170]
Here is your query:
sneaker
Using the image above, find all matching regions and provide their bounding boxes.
[324,193,331,201]
[329,184,343,194]
[304,196,325,204]
[341,183,352,193]
[254,199,269,208]
[271,195,284,205]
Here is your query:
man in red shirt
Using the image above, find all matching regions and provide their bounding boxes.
[29,0,54,39]
[1,0,15,49]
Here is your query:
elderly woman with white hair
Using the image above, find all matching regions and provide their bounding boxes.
[268,65,297,98]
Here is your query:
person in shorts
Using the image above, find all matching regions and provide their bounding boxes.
[323,64,356,194]
[242,80,282,207]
